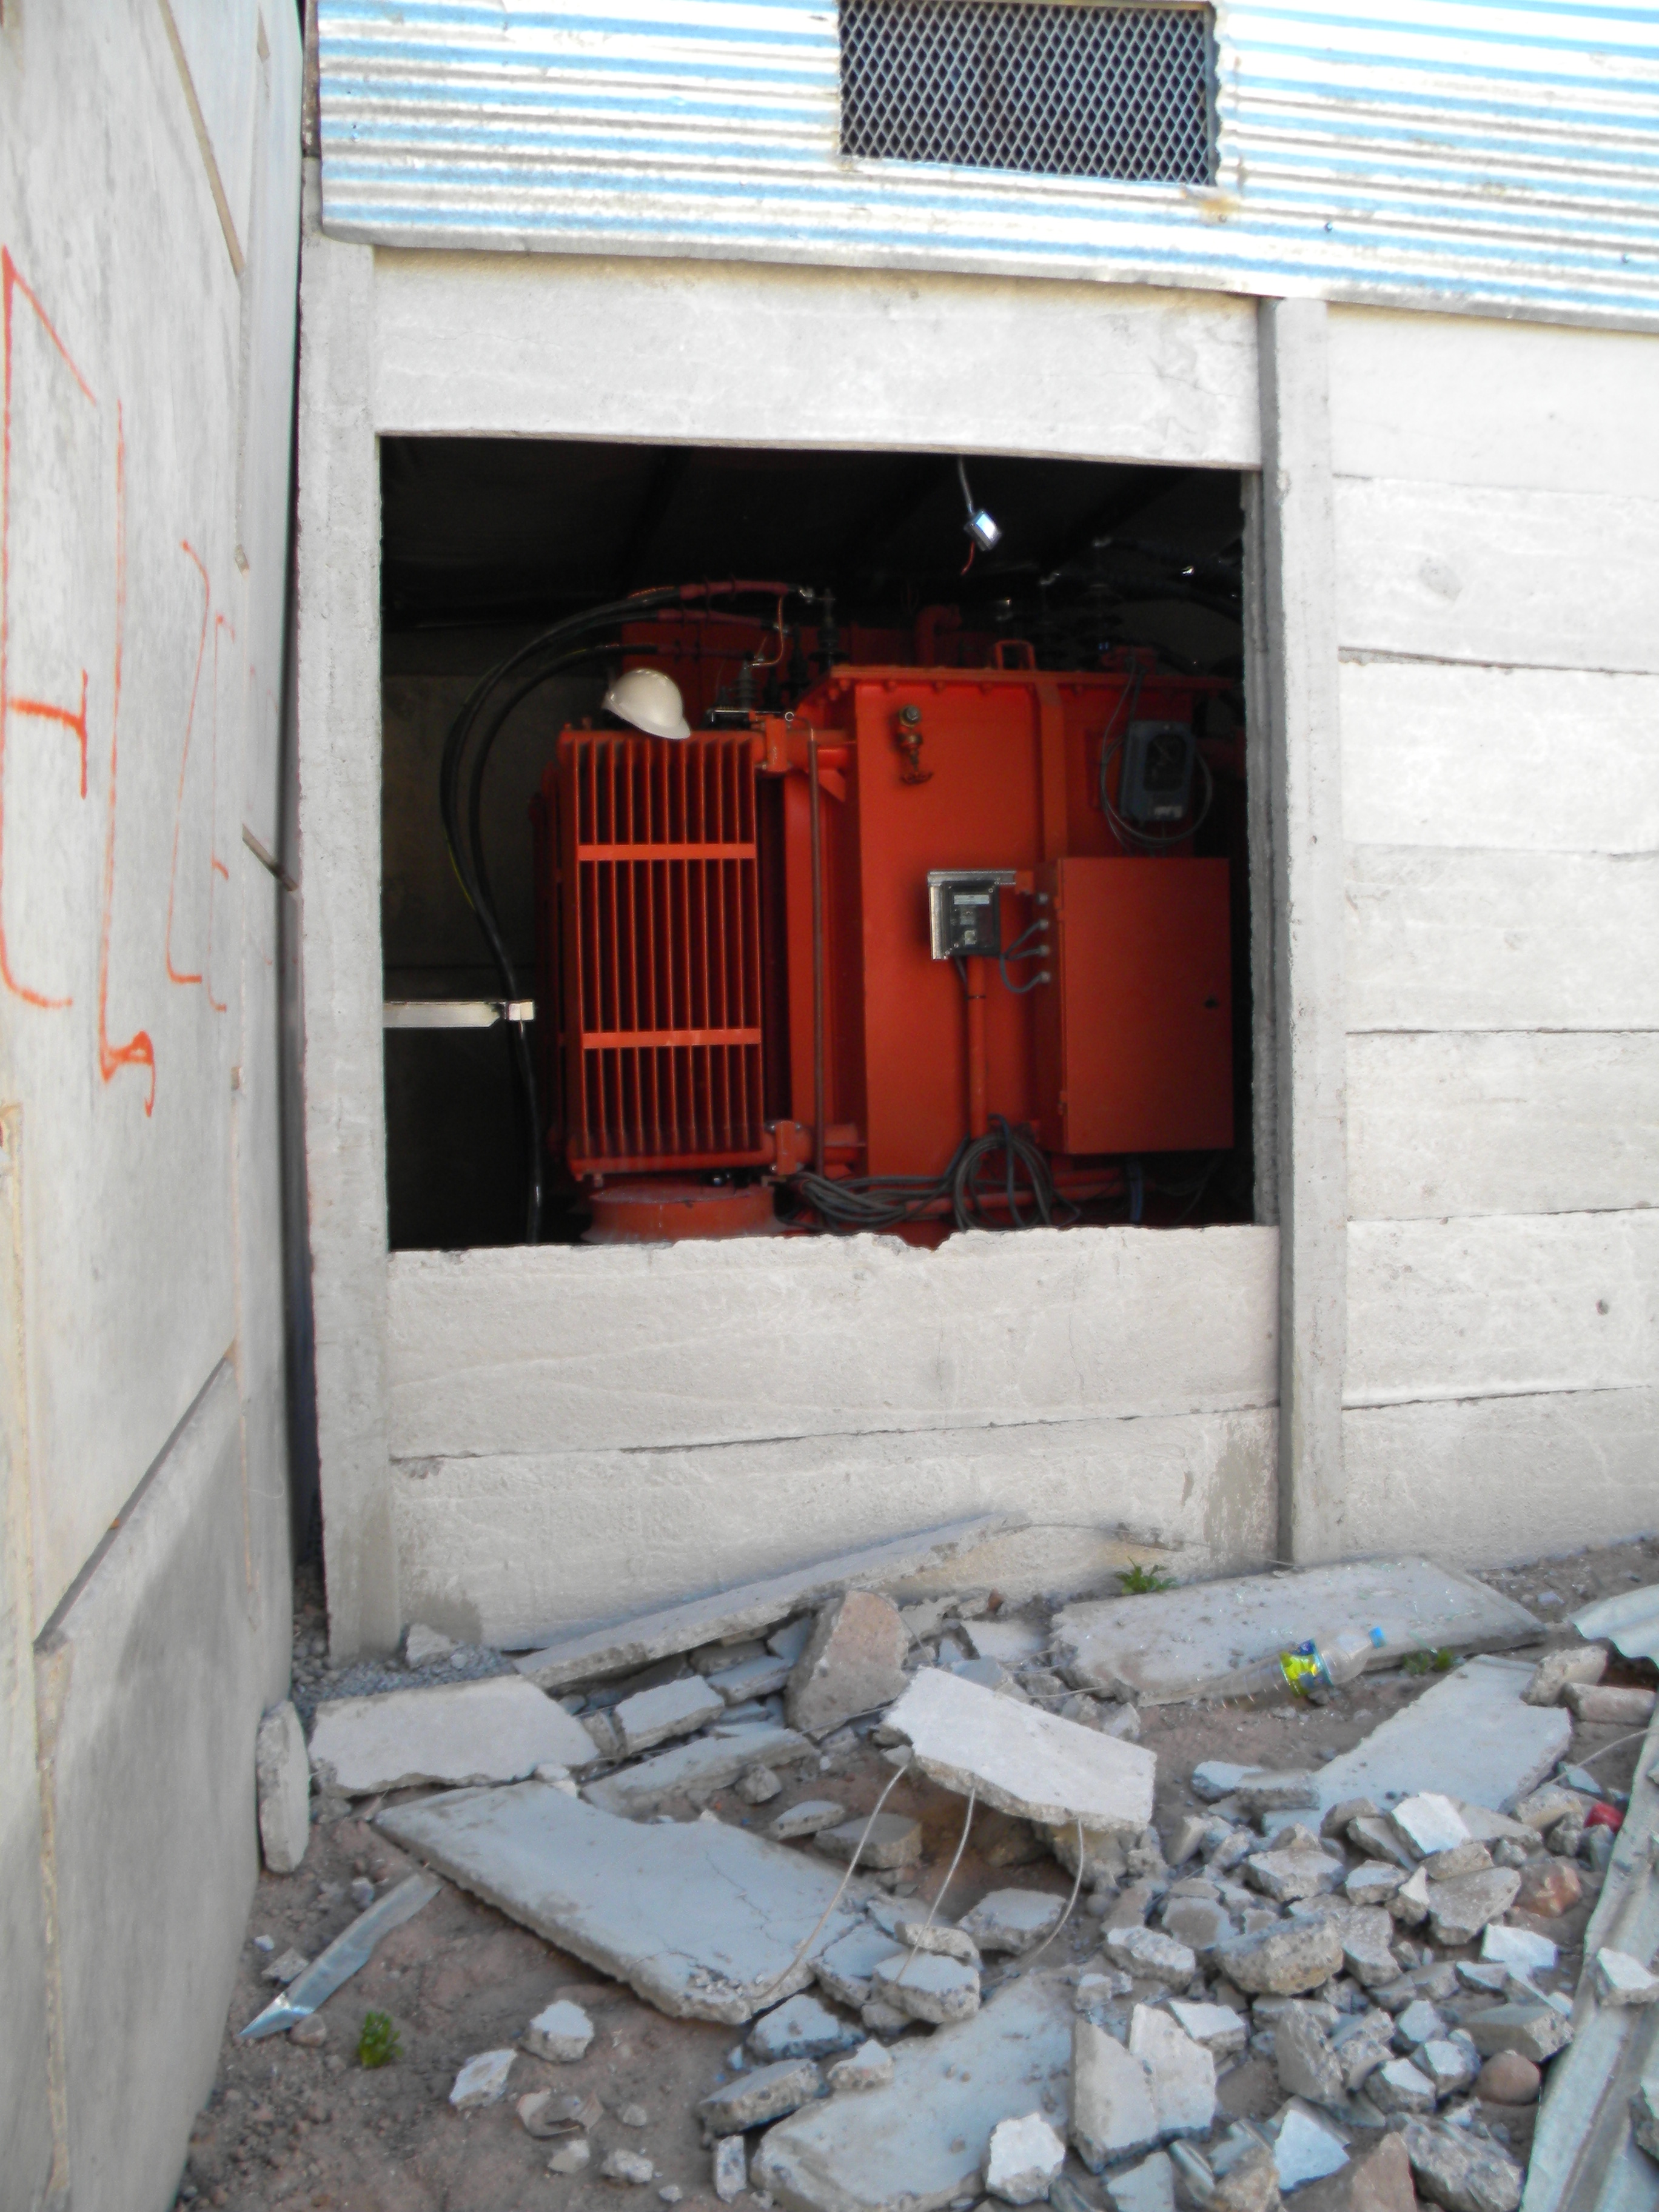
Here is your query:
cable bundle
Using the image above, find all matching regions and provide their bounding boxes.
[789,1117,1072,1235]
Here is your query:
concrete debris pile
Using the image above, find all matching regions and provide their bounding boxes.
[253,1541,1659,2211]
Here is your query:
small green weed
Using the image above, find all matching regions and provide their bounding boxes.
[358,2009,401,2069]
[1402,1647,1456,1676]
[1117,1563,1175,1596]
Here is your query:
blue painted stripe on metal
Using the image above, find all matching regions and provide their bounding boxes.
[318,0,1659,328]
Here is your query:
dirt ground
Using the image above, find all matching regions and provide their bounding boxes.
[177,1535,1659,2211]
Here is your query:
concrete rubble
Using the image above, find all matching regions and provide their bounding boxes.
[235,1540,1659,2212]
[984,2111,1067,2204]
[512,1516,1021,1689]
[753,1973,1073,2212]
[788,1592,911,1738]
[308,1674,601,1793]
[585,1724,816,1817]
[255,1700,311,1874]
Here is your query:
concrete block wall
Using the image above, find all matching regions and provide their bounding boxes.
[294,241,1282,1653]
[0,4,302,2207]
[1329,308,1659,1564]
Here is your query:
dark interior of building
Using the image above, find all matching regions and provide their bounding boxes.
[380,439,1251,1251]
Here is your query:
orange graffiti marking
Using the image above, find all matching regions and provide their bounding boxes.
[97,409,155,1113]
[1,247,96,1010]
[12,671,89,796]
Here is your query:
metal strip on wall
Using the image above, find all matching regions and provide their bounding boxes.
[317,0,1659,329]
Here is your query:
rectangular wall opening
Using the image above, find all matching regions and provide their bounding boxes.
[380,440,1253,1253]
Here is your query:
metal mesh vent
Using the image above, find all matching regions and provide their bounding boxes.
[840,0,1213,183]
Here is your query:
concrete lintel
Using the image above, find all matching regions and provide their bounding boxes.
[296,161,400,1655]
[1258,297,1348,1564]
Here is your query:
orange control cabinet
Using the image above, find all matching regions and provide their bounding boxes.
[1033,856,1233,1156]
[771,662,1235,1183]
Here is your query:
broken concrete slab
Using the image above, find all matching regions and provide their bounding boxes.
[1564,1681,1657,1725]
[255,1701,310,1874]
[1275,2003,1345,2106]
[1104,2153,1175,2212]
[1481,1924,1558,1976]
[788,1594,910,1739]
[962,1618,1050,1668]
[752,1972,1072,2212]
[960,1890,1066,1956]
[377,1781,869,2023]
[891,1915,978,1965]
[1461,2003,1573,2063]
[1211,1918,1344,1997]
[1165,2001,1250,2058]
[1273,2102,1350,2191]
[710,1652,794,1706]
[1593,1948,1659,2006]
[1391,1794,1469,1858]
[772,1799,846,1842]
[615,1675,725,1754]
[1523,1645,1607,1708]
[1129,2006,1215,2139]
[1262,1660,1571,1838]
[816,1922,905,2011]
[828,2041,893,2094]
[513,1517,1021,1689]
[984,2111,1066,2205]
[1293,2133,1415,2212]
[713,2136,748,2200]
[1247,1848,1346,1904]
[871,1950,980,2025]
[883,1668,1155,1832]
[308,1675,600,1794]
[1398,2120,1522,2212]
[524,1999,594,2061]
[1072,2017,1161,2171]
[699,2058,825,2135]
[1193,1765,1319,1814]
[1425,1867,1520,1948]
[583,1724,814,1817]
[1105,1927,1197,1987]
[750,1994,863,2062]
[1052,1559,1540,1706]
[814,1813,923,1872]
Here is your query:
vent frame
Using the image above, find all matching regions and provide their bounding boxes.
[838,0,1216,187]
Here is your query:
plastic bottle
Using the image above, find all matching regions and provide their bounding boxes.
[1227,1624,1387,1700]
[1279,1626,1387,1696]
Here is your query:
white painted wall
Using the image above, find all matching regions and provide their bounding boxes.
[294,235,1278,1653]
[1330,304,1659,1564]
[0,4,301,2206]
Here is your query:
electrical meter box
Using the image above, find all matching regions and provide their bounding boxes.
[1034,856,1233,1156]
[927,870,1015,959]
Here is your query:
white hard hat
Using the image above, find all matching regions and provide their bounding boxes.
[603,666,689,741]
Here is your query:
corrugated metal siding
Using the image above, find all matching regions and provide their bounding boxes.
[317,0,1659,329]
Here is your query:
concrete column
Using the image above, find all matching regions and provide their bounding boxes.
[1257,298,1349,1564]
[295,164,400,1654]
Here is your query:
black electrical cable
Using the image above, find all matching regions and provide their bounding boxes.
[789,1118,1073,1235]
[439,581,817,1243]
[997,917,1050,997]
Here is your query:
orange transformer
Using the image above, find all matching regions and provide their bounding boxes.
[533,652,1234,1238]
